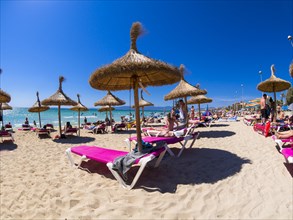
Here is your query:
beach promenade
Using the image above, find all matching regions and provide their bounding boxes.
[0,119,292,219]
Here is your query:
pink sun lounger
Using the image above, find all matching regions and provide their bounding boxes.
[66,145,167,190]
[281,147,293,163]
[272,135,293,150]
[125,132,199,157]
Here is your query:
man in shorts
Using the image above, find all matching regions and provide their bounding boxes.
[260,93,268,124]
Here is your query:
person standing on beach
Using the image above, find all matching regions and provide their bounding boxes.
[190,106,195,120]
[178,99,187,125]
[260,94,268,124]
[269,97,276,122]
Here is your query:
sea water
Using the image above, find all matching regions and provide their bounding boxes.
[1,107,165,128]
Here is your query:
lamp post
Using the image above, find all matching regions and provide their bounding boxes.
[288,35,293,47]
[259,70,263,82]
[241,84,244,108]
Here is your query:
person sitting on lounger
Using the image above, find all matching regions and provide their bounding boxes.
[276,105,285,123]
[149,111,179,137]
[275,129,293,139]
[64,121,73,132]
[24,117,29,125]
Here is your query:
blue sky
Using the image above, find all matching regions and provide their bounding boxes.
[1,0,293,108]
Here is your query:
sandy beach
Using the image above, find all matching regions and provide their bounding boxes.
[0,119,292,219]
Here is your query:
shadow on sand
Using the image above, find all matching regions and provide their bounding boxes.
[198,130,236,138]
[0,142,18,151]
[53,136,95,144]
[76,147,251,193]
[210,123,230,127]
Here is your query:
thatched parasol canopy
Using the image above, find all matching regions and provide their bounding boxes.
[28,92,50,128]
[89,22,181,152]
[290,63,293,78]
[257,65,291,122]
[94,91,125,127]
[164,65,207,101]
[94,91,125,107]
[131,90,154,108]
[0,102,13,128]
[0,102,12,110]
[164,65,207,125]
[28,92,50,113]
[41,76,77,137]
[257,65,291,92]
[131,90,154,118]
[98,105,115,112]
[0,89,11,103]
[187,94,212,120]
[70,94,88,136]
[71,94,88,111]
[98,105,115,119]
[187,95,213,105]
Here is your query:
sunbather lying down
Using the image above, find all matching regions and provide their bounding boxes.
[146,112,180,137]
[275,130,293,139]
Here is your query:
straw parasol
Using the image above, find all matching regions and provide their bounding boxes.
[0,102,12,128]
[94,91,125,128]
[0,90,11,103]
[131,90,154,118]
[28,92,50,128]
[41,76,77,138]
[290,63,293,78]
[187,94,213,120]
[89,22,181,152]
[257,64,291,122]
[70,94,88,136]
[98,105,115,119]
[164,65,207,123]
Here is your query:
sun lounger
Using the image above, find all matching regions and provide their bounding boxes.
[0,131,14,142]
[272,135,293,150]
[281,146,293,163]
[4,124,13,132]
[35,128,51,138]
[18,124,31,131]
[125,125,199,157]
[65,145,167,190]
[64,128,78,136]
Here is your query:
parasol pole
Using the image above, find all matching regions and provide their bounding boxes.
[133,75,142,152]
[38,111,41,128]
[142,106,144,118]
[273,84,277,123]
[58,104,62,137]
[37,92,42,128]
[0,103,3,128]
[109,105,113,131]
[78,109,80,136]
[184,96,188,127]
[198,103,201,120]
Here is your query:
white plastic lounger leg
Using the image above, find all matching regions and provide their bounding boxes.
[124,138,132,152]
[65,148,88,168]
[66,148,75,167]
[165,146,175,157]
[107,159,150,190]
[154,147,167,167]
[177,141,187,158]
[107,147,167,190]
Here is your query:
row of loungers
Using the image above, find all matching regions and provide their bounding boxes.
[66,125,200,190]
[252,121,293,164]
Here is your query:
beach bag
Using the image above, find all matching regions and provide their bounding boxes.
[264,121,271,137]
